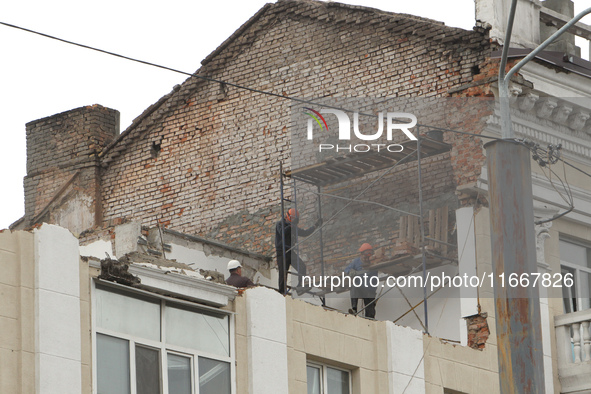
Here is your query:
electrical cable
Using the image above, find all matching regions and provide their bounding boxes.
[324,175,381,194]
[0,21,322,109]
[287,147,419,252]
[0,20,504,143]
[520,138,591,180]
[305,188,421,217]
[401,294,451,394]
[519,140,578,225]
[541,164,572,207]
[353,258,426,318]
[535,162,574,225]
[558,156,591,180]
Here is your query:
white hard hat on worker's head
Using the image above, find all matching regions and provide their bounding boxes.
[227,260,242,271]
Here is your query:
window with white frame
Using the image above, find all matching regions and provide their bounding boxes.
[560,239,591,314]
[306,362,351,394]
[93,283,232,394]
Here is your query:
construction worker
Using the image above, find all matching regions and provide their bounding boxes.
[344,243,378,318]
[275,208,320,294]
[225,260,255,288]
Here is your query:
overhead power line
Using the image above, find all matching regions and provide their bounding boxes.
[0,20,502,140]
[3,21,591,182]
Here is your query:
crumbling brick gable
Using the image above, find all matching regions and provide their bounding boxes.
[23,105,118,233]
[98,0,492,257]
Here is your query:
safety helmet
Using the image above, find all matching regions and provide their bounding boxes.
[227,260,242,271]
[358,243,373,253]
[286,208,299,223]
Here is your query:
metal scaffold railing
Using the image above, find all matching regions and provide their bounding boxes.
[279,129,455,334]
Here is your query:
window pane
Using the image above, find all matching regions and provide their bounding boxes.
[327,367,350,394]
[95,285,161,341]
[307,365,321,394]
[136,345,161,394]
[167,353,191,394]
[580,271,591,311]
[97,334,130,394]
[560,240,589,267]
[198,357,231,394]
[562,266,577,313]
[165,305,229,357]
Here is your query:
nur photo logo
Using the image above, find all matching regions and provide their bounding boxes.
[303,107,417,153]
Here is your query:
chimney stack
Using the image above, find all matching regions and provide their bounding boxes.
[23,105,119,234]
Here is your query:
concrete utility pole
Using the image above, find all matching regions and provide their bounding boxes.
[486,139,545,393]
[491,1,591,392]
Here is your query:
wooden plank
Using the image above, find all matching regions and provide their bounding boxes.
[313,167,350,179]
[291,172,320,184]
[329,164,363,176]
[288,162,325,176]
[377,254,447,276]
[441,205,448,255]
[370,254,416,272]
[413,216,420,246]
[429,209,435,249]
[286,137,451,186]
[340,162,373,173]
[407,216,414,244]
[399,216,407,240]
[434,208,442,249]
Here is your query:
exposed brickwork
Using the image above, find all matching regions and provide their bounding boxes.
[97,0,491,262]
[290,148,460,276]
[445,58,526,194]
[23,105,119,233]
[20,0,497,268]
[466,313,490,349]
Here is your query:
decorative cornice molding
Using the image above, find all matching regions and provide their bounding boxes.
[487,109,591,165]
[89,259,237,307]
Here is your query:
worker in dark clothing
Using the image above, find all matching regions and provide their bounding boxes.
[225,260,255,288]
[275,208,320,294]
[344,243,378,318]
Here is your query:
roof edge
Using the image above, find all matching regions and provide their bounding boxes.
[201,3,274,67]
[99,84,181,160]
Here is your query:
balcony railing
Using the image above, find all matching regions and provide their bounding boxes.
[555,308,591,394]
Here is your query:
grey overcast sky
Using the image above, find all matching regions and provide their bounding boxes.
[1,0,590,230]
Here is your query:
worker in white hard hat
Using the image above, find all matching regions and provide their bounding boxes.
[225,260,255,288]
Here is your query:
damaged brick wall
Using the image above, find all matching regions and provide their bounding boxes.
[466,313,490,349]
[23,105,119,233]
[290,151,459,276]
[98,0,492,259]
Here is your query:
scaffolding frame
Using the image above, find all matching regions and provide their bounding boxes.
[279,128,453,333]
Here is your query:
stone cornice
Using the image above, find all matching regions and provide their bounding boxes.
[89,259,236,307]
[486,98,591,166]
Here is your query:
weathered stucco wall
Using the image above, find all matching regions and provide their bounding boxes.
[0,229,35,393]
[0,225,87,394]
[234,286,427,394]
